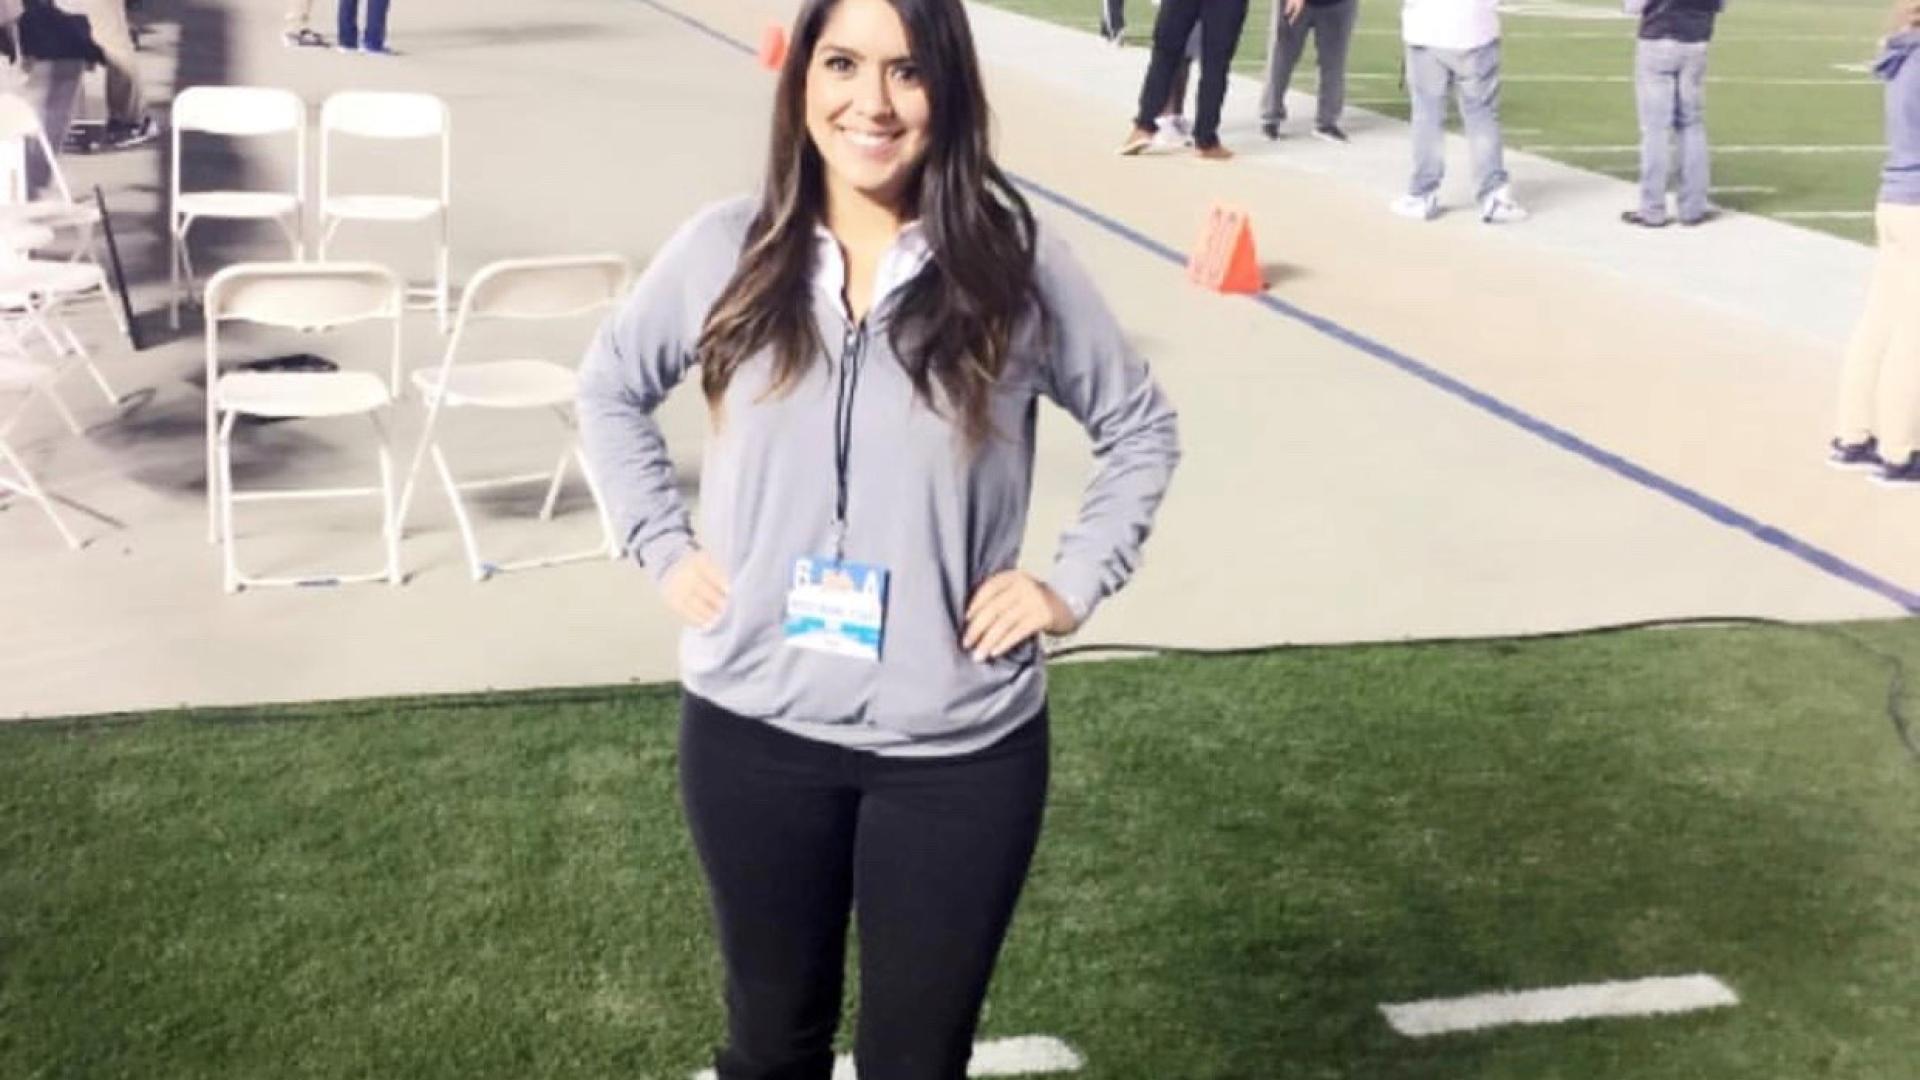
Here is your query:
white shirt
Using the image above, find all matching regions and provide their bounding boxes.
[1402,0,1501,50]
[811,220,933,322]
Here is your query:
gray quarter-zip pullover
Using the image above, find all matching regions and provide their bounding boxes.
[577,197,1180,757]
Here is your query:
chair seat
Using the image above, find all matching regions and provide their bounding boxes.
[0,260,106,305]
[412,360,576,408]
[177,191,301,220]
[0,202,100,230]
[324,195,442,222]
[216,370,391,418]
[0,353,57,388]
[0,222,57,253]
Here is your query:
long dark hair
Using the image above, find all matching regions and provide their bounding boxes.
[695,0,1039,449]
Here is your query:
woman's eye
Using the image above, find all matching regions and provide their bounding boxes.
[891,63,921,84]
[823,55,854,73]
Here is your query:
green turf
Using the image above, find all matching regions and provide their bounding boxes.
[4,620,1919,1078]
[986,0,1894,243]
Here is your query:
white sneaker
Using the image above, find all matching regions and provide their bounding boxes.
[1479,187,1529,224]
[1167,115,1193,138]
[1151,124,1192,150]
[1390,192,1439,221]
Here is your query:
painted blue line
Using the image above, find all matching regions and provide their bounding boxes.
[633,0,1920,616]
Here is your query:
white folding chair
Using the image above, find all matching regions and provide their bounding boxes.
[170,86,306,330]
[0,92,131,354]
[318,91,450,330]
[397,254,630,581]
[0,277,90,549]
[204,262,403,593]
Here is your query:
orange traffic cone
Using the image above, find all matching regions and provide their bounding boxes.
[1186,204,1264,295]
[758,23,788,71]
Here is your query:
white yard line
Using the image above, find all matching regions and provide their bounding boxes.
[1381,975,1740,1038]
[692,1036,1084,1080]
[1341,72,1873,86]
[1776,211,1874,220]
[1520,144,1884,154]
[1354,29,1878,41]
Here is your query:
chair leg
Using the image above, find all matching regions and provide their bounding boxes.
[168,219,180,330]
[0,434,81,549]
[430,442,487,581]
[370,413,401,586]
[84,230,131,344]
[50,310,119,407]
[206,399,219,544]
[435,222,450,333]
[394,399,443,533]
[216,411,241,592]
[537,448,569,522]
[572,443,621,561]
[42,383,83,436]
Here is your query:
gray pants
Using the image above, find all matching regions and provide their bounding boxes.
[1405,40,1509,202]
[1259,0,1358,126]
[1634,38,1711,224]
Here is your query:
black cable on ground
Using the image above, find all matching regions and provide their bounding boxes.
[1048,615,1919,762]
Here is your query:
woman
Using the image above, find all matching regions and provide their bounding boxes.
[1833,0,1920,484]
[576,0,1180,1076]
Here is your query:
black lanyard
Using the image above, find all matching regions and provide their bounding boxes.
[831,320,866,561]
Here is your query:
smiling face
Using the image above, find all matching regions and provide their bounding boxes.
[804,0,933,222]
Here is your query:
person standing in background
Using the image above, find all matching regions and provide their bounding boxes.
[1119,0,1251,160]
[1391,0,1526,223]
[1830,0,1920,485]
[63,0,155,147]
[336,0,394,55]
[284,0,327,47]
[1620,0,1725,228]
[1259,0,1360,143]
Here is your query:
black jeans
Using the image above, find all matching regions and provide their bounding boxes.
[679,693,1051,1080]
[1133,0,1251,148]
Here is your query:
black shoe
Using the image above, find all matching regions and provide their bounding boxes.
[1312,122,1348,144]
[1828,435,1882,472]
[282,27,327,48]
[1260,121,1280,140]
[100,116,159,150]
[1872,453,1920,486]
[1620,210,1669,228]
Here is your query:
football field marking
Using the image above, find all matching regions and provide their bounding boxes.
[1381,974,1739,1037]
[692,1035,1083,1079]
[1344,72,1873,86]
[1776,210,1874,220]
[1519,144,1884,154]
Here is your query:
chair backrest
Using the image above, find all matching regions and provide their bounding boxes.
[205,262,405,392]
[321,91,446,140]
[427,255,631,385]
[459,255,631,322]
[0,92,68,204]
[171,86,306,208]
[172,85,305,137]
[319,90,449,203]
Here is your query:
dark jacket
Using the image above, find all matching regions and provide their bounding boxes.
[1636,0,1723,44]
[1,0,105,63]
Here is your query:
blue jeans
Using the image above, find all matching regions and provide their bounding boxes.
[1635,38,1710,224]
[1404,41,1509,202]
[337,0,390,50]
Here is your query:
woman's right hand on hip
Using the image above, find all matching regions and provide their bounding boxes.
[661,550,730,629]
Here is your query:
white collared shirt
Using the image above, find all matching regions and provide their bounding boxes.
[811,220,933,322]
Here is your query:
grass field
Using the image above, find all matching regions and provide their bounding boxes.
[5,621,1919,1078]
[984,0,1895,243]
